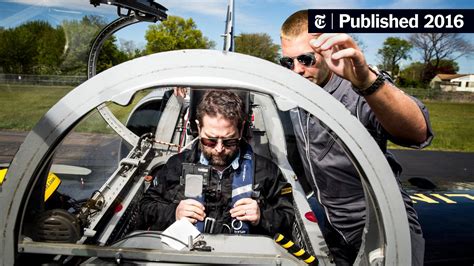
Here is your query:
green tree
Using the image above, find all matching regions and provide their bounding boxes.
[35,24,66,74]
[96,36,128,74]
[377,37,412,76]
[398,62,425,88]
[61,15,128,75]
[399,59,460,88]
[235,33,280,63]
[0,26,29,73]
[145,16,215,54]
[0,21,65,74]
[433,59,459,74]
[0,26,4,72]
[61,16,106,75]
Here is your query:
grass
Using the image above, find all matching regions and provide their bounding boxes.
[1,84,473,152]
[71,94,149,134]
[396,101,474,152]
[0,84,148,133]
[0,84,73,131]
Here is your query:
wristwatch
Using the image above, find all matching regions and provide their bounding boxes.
[353,66,386,96]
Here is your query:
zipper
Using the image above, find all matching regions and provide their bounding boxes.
[297,109,349,244]
[217,171,223,195]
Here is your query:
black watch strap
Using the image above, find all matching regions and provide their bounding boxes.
[353,67,385,96]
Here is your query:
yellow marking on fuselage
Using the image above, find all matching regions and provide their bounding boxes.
[445,194,474,201]
[430,194,456,204]
[411,194,439,204]
[410,193,474,204]
[0,168,6,185]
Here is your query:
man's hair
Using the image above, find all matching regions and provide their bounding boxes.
[280,10,308,40]
[196,90,245,130]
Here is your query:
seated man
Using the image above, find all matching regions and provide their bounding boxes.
[139,90,294,237]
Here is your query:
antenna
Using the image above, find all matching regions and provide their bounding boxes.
[221,0,234,51]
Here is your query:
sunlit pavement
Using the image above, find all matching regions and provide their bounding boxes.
[1,130,473,189]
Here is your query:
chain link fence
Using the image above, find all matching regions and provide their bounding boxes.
[0,74,87,86]
[401,87,474,102]
[1,74,471,102]
[401,87,441,99]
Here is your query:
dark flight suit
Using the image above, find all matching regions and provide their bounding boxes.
[290,74,433,265]
[139,142,295,237]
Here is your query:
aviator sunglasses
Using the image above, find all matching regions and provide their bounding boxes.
[200,137,241,148]
[279,52,316,70]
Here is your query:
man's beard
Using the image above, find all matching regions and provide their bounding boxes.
[201,144,239,167]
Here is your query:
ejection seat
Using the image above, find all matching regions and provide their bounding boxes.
[175,88,327,262]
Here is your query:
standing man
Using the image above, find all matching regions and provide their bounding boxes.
[280,10,433,265]
[139,90,294,237]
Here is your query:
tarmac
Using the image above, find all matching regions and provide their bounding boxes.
[1,130,473,264]
[1,130,472,181]
[0,130,122,199]
[1,129,473,198]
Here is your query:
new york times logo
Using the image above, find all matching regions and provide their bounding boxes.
[314,14,326,29]
[308,9,474,33]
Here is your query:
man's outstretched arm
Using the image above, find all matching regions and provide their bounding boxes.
[310,33,429,144]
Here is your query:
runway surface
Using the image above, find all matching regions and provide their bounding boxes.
[2,130,472,181]
[1,130,473,264]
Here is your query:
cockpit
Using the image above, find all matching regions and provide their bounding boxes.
[0,1,415,265]
[0,49,413,265]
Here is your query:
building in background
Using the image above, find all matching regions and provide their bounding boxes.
[430,74,474,92]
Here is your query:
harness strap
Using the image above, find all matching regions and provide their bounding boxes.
[191,143,255,234]
[230,143,254,234]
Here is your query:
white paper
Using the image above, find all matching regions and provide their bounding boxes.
[161,219,201,250]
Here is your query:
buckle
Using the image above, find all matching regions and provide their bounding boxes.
[204,217,216,233]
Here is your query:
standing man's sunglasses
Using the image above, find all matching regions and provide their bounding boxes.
[279,53,316,70]
[200,137,240,148]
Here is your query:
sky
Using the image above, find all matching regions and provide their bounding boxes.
[0,0,473,73]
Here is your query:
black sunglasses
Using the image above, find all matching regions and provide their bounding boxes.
[200,137,240,148]
[280,53,316,70]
